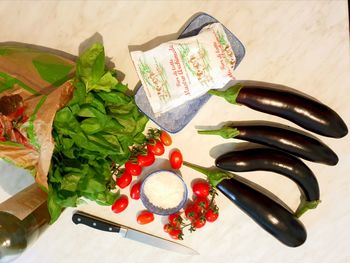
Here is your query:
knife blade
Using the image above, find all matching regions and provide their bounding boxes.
[72,210,198,255]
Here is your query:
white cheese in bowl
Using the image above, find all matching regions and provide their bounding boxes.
[141,170,187,214]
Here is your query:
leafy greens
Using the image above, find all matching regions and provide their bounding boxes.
[48,43,148,223]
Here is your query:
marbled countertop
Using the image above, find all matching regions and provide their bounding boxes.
[1,1,349,263]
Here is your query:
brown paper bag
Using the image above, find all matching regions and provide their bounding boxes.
[0,45,75,189]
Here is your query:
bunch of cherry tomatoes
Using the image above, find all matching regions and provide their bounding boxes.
[112,129,181,190]
[110,128,219,240]
[111,129,182,215]
[163,180,219,240]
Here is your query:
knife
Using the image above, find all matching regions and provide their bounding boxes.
[72,210,198,255]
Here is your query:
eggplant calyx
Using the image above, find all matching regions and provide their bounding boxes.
[198,127,240,139]
[183,161,234,187]
[295,199,321,218]
[208,83,243,104]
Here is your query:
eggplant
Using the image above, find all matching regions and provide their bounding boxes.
[215,148,319,200]
[215,147,320,217]
[198,121,338,165]
[183,162,307,247]
[208,81,348,138]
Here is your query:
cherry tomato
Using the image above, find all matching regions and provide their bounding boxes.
[184,205,199,222]
[160,130,172,146]
[137,211,154,225]
[111,195,128,213]
[192,218,206,229]
[125,161,142,176]
[192,180,210,198]
[168,213,182,227]
[130,182,141,200]
[169,228,183,240]
[116,170,132,189]
[137,151,155,167]
[169,149,183,169]
[194,197,209,212]
[163,223,173,233]
[205,209,219,222]
[147,139,165,156]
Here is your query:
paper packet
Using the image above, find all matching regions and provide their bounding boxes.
[131,23,236,115]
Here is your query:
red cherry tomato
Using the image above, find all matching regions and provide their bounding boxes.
[192,218,206,229]
[125,161,142,176]
[147,139,165,156]
[169,228,183,240]
[137,151,155,167]
[184,205,199,222]
[160,130,172,146]
[130,182,141,200]
[168,213,182,227]
[192,180,210,198]
[116,170,132,189]
[137,211,154,225]
[169,150,183,169]
[205,209,219,222]
[194,197,209,212]
[163,223,173,233]
[111,195,128,213]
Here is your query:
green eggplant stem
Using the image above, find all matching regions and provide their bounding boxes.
[295,199,321,218]
[208,83,243,104]
[183,161,235,187]
[197,127,240,139]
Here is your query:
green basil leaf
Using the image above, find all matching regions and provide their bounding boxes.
[48,185,63,224]
[77,43,104,83]
[49,167,63,183]
[92,50,105,82]
[60,173,81,192]
[87,71,118,92]
[56,191,78,208]
[108,100,135,115]
[133,132,146,144]
[80,118,104,134]
[68,81,86,106]
[111,82,129,93]
[103,119,124,134]
[97,91,130,105]
[85,93,106,114]
[54,107,81,134]
[69,104,81,115]
[80,177,106,194]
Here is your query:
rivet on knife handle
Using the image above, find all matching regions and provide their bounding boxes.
[72,211,121,233]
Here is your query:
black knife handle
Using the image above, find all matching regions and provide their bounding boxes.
[72,211,121,233]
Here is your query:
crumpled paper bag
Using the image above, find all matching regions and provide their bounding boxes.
[0,45,75,189]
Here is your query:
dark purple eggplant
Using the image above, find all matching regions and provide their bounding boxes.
[215,147,320,216]
[183,161,307,247]
[198,122,338,165]
[208,82,348,138]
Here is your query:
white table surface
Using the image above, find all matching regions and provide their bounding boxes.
[1,1,350,263]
